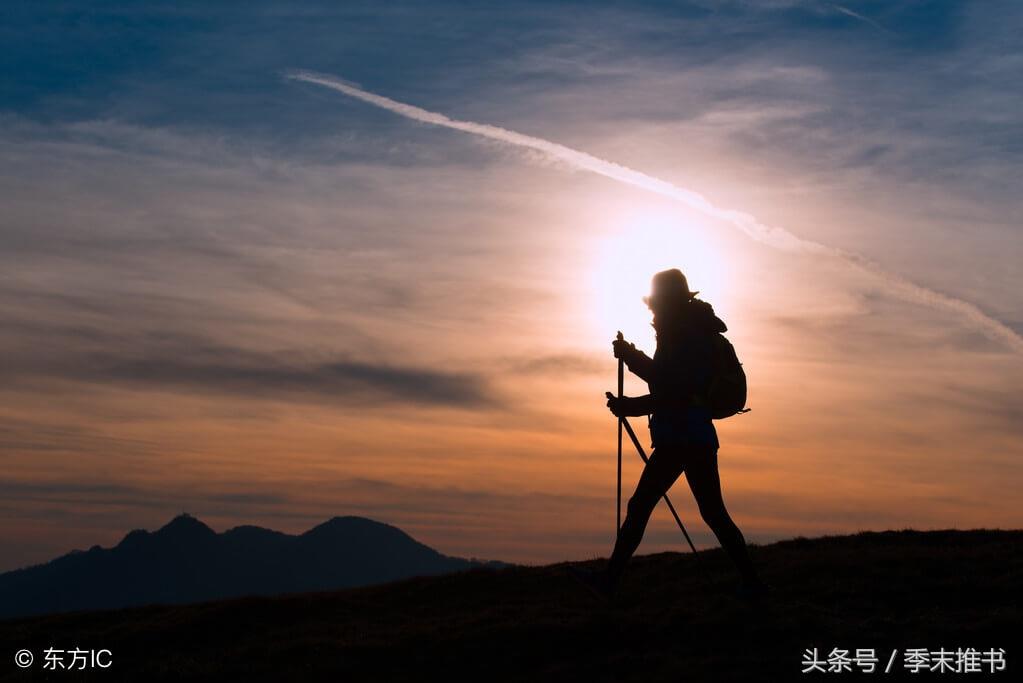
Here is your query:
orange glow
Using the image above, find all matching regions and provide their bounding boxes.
[588,206,731,352]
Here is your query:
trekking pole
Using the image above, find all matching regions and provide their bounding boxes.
[616,331,624,537]
[620,416,715,586]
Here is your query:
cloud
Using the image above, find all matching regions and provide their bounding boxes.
[828,4,893,35]
[2,337,491,408]
[505,354,605,376]
[0,418,161,456]
[286,70,1023,354]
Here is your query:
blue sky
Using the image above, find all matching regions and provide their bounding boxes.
[1,1,1021,571]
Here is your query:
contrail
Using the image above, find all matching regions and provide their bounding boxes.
[285,70,1023,353]
[830,4,894,35]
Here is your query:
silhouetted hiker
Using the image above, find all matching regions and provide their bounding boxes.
[578,268,765,601]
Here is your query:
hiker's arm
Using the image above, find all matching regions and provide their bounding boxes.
[626,350,655,381]
[605,392,656,417]
[612,339,654,381]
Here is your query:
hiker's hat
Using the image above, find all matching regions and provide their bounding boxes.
[643,268,698,308]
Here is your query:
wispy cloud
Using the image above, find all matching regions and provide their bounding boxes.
[830,4,894,35]
[2,337,491,408]
[286,70,1023,354]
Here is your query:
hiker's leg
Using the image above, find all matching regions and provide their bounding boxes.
[684,446,758,582]
[607,447,686,585]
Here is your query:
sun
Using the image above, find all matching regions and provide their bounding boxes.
[588,207,728,353]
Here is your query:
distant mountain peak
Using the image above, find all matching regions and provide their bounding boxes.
[117,528,150,548]
[302,515,406,539]
[155,513,216,538]
[310,515,384,529]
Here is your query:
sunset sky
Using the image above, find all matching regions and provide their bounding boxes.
[2,1,1021,572]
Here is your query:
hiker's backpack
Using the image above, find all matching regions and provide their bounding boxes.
[707,333,748,419]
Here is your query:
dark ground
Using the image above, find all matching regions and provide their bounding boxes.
[1,529,1018,682]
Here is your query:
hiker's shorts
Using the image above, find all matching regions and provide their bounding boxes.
[649,406,719,450]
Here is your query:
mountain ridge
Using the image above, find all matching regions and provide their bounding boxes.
[0,513,502,619]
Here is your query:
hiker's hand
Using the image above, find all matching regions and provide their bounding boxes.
[605,392,636,417]
[612,337,637,361]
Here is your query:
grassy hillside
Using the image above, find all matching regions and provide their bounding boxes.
[2,529,1019,682]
